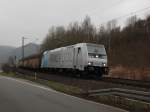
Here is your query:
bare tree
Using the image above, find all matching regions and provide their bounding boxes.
[126,15,137,26]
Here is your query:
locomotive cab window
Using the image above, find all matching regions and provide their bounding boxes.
[78,47,81,54]
[87,44,107,59]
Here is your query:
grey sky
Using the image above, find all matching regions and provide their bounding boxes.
[0,0,150,47]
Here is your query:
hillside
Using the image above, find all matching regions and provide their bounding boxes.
[10,43,40,62]
[0,43,40,64]
[0,46,16,64]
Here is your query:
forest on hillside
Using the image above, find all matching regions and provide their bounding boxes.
[41,15,150,69]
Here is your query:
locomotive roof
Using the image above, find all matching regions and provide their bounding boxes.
[43,43,105,53]
[86,43,104,47]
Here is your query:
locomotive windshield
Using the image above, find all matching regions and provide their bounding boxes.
[87,43,107,59]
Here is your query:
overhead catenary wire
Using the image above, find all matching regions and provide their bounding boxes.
[87,0,124,15]
[101,6,150,25]
[98,6,150,54]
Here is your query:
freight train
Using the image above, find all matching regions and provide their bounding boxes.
[19,43,109,77]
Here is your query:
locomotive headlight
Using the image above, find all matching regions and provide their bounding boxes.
[88,62,93,65]
[88,62,91,65]
[96,55,99,58]
[102,63,106,66]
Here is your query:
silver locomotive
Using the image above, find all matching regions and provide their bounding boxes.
[41,43,108,77]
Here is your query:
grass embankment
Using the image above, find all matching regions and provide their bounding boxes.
[1,72,150,112]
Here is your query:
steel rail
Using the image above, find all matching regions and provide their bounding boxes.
[102,77,150,88]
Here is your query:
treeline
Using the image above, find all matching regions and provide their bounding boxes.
[41,15,150,68]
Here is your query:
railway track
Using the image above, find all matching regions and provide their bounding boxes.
[102,77,150,89]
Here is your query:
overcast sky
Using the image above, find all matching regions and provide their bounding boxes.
[0,0,150,47]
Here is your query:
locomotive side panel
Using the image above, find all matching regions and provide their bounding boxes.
[61,47,74,69]
[41,51,49,68]
[48,47,74,69]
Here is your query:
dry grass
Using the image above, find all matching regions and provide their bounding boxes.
[109,66,150,81]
